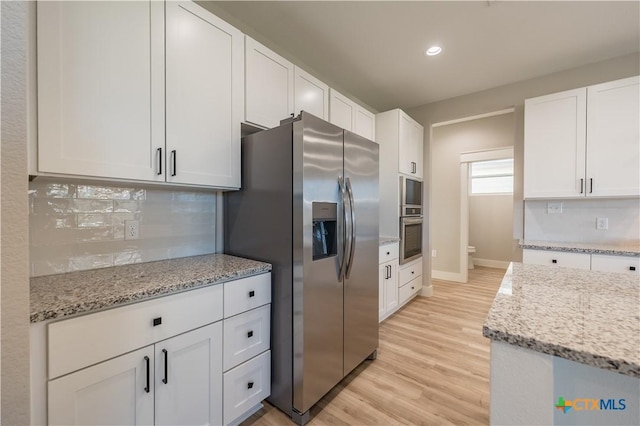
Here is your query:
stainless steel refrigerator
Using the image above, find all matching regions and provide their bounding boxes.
[225,112,379,424]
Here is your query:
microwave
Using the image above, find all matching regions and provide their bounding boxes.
[400,176,423,216]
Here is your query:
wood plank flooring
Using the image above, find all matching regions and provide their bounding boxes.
[242,266,505,426]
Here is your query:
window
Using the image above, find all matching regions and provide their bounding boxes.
[469,158,513,195]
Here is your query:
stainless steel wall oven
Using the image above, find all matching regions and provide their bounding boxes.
[399,176,423,264]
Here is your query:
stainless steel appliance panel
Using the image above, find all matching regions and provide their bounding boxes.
[292,113,345,414]
[343,131,380,374]
[400,216,423,264]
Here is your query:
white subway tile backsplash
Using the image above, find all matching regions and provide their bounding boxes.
[524,198,640,243]
[30,178,217,277]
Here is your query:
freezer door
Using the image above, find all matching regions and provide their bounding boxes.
[293,112,345,415]
[343,131,380,375]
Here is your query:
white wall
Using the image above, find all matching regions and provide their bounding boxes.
[431,113,515,273]
[470,194,514,266]
[29,179,218,277]
[1,2,30,423]
[524,199,640,244]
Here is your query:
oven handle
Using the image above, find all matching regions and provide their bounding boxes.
[401,216,423,225]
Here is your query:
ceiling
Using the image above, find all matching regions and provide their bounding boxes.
[206,1,640,112]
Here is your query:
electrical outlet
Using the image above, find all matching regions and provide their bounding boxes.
[125,220,139,240]
[432,249,437,258]
[547,202,563,214]
[596,217,608,230]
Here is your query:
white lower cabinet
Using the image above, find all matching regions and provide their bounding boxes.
[590,254,640,275]
[398,258,422,305]
[43,272,271,426]
[523,249,639,275]
[379,243,399,321]
[522,249,591,270]
[48,346,155,426]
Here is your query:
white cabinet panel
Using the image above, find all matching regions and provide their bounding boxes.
[223,350,271,425]
[355,106,376,142]
[590,254,640,275]
[294,66,329,120]
[522,249,591,270]
[224,273,271,318]
[399,259,423,286]
[398,111,423,178]
[379,243,399,264]
[399,276,422,306]
[329,88,356,131]
[166,1,243,188]
[155,322,223,426]
[586,76,640,197]
[37,0,165,182]
[223,305,271,371]
[245,37,294,129]
[524,88,587,198]
[48,346,154,426]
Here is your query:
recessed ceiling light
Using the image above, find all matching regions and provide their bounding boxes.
[426,46,442,56]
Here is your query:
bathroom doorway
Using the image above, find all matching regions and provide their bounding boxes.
[431,110,515,283]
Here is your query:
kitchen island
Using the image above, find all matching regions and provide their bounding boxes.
[483,262,639,425]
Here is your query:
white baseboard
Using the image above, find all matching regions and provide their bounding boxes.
[431,270,466,283]
[473,258,510,269]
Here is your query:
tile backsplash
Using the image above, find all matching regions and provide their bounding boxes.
[524,198,640,244]
[30,179,217,277]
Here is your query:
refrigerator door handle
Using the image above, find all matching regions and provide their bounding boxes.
[338,176,350,281]
[345,177,356,279]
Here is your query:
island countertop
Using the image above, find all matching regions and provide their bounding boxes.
[30,254,272,323]
[483,262,640,377]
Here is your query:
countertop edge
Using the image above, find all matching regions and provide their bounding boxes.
[520,240,640,257]
[483,324,640,378]
[30,262,272,324]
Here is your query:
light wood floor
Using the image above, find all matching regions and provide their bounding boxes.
[242,266,505,426]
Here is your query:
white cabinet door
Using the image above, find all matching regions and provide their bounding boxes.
[586,76,640,197]
[378,264,386,319]
[524,88,587,198]
[398,112,424,178]
[155,322,223,426]
[245,37,294,129]
[294,66,329,120]
[37,1,165,182]
[590,254,640,275]
[48,346,154,426]
[166,1,243,188]
[329,88,356,131]
[379,260,399,321]
[522,249,591,270]
[355,106,376,142]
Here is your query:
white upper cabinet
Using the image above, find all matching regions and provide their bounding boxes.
[398,111,424,178]
[329,88,356,131]
[294,66,329,120]
[165,1,243,189]
[586,76,640,197]
[244,36,294,129]
[354,106,376,142]
[37,1,165,182]
[36,1,243,189]
[524,88,587,198]
[524,76,639,198]
[329,89,376,141]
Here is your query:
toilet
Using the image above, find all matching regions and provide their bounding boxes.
[468,246,476,270]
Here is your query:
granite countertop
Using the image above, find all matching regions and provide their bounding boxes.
[520,239,640,257]
[483,262,640,377]
[380,236,401,246]
[30,254,272,323]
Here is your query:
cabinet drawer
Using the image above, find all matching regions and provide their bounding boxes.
[48,284,223,380]
[522,249,591,270]
[399,276,421,306]
[223,305,270,372]
[224,273,271,318]
[399,259,422,286]
[591,254,640,275]
[223,350,271,425]
[379,243,399,264]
